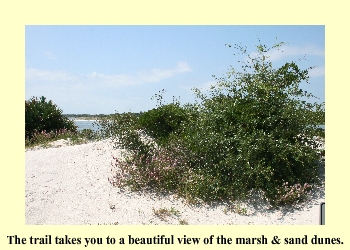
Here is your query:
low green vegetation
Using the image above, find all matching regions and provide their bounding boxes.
[99,41,325,206]
[153,207,181,222]
[25,128,98,148]
[25,96,98,148]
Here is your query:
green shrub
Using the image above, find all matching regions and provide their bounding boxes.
[25,96,77,139]
[80,128,96,140]
[104,41,325,205]
[177,42,324,201]
[138,103,189,145]
[96,112,155,158]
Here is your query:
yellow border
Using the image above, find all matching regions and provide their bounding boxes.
[1,1,348,249]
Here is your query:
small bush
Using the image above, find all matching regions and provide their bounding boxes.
[80,128,96,140]
[109,145,189,192]
[153,207,180,222]
[138,103,189,145]
[25,128,94,148]
[25,96,77,139]
[274,182,312,205]
[96,112,154,158]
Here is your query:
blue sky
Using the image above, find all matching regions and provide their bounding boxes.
[25,25,325,114]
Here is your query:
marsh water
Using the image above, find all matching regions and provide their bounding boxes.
[71,120,100,131]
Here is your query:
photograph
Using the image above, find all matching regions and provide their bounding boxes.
[25,25,325,225]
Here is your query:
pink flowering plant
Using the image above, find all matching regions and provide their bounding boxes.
[274,182,313,205]
[109,145,190,192]
[25,127,97,148]
[25,128,75,147]
[25,128,92,147]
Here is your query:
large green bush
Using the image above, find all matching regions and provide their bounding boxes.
[25,96,77,139]
[103,41,325,204]
[178,42,324,201]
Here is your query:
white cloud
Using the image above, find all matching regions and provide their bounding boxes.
[175,61,192,73]
[247,45,324,62]
[138,61,192,83]
[85,62,191,87]
[25,61,194,113]
[26,68,78,82]
[87,72,136,86]
[26,61,192,87]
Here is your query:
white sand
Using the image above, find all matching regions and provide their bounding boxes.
[25,139,325,225]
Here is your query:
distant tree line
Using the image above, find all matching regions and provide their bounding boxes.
[64,112,144,118]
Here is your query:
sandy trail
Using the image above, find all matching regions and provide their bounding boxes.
[25,139,325,225]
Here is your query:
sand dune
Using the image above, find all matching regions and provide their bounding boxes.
[25,139,325,225]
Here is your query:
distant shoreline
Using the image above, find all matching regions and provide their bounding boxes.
[67,117,99,121]
[63,112,143,121]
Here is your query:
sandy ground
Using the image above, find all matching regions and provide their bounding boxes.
[25,139,325,225]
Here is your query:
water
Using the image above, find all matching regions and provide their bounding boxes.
[318,125,325,130]
[72,120,100,131]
